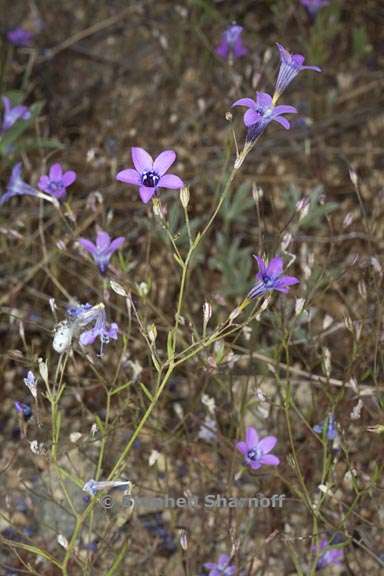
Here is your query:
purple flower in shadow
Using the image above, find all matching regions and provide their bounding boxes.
[116,147,184,204]
[232,92,297,142]
[79,230,125,274]
[216,24,248,61]
[6,27,33,46]
[312,537,344,570]
[0,163,36,206]
[300,0,329,17]
[313,414,337,440]
[38,163,77,199]
[1,96,31,132]
[15,401,33,421]
[204,553,236,576]
[274,43,321,99]
[236,426,280,470]
[248,256,299,299]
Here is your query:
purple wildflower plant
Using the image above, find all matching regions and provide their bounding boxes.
[312,537,344,571]
[203,553,236,576]
[216,24,248,61]
[1,96,31,132]
[232,92,297,142]
[0,163,36,206]
[78,230,125,274]
[116,147,184,204]
[274,43,321,100]
[236,426,280,470]
[248,256,299,299]
[38,163,77,199]
[6,27,33,47]
[313,414,337,440]
[300,0,330,17]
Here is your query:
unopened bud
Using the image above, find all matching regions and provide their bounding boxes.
[295,298,305,316]
[147,323,157,345]
[203,302,212,332]
[252,184,263,202]
[179,529,188,551]
[296,197,310,220]
[180,186,190,209]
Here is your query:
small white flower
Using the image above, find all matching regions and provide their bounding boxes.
[57,534,68,549]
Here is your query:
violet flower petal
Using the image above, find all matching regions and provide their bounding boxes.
[131,147,153,173]
[153,150,176,176]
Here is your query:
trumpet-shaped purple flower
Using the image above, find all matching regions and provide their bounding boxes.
[116,147,184,204]
[79,230,125,274]
[6,27,33,47]
[300,0,329,17]
[0,163,36,206]
[204,553,236,576]
[274,43,321,99]
[236,426,280,470]
[313,414,337,440]
[38,163,77,199]
[313,537,344,570]
[1,96,31,132]
[216,24,248,60]
[15,401,33,421]
[248,256,299,299]
[232,92,297,142]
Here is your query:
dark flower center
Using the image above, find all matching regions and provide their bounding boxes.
[247,448,261,461]
[48,180,64,193]
[262,274,274,287]
[141,170,160,188]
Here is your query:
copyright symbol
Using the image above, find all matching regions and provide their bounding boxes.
[101,495,113,509]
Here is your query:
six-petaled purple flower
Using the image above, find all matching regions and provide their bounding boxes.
[312,537,344,570]
[38,163,77,199]
[1,96,31,133]
[116,147,184,204]
[236,426,280,470]
[6,27,33,47]
[274,43,321,100]
[79,230,125,274]
[204,553,236,576]
[232,92,297,142]
[0,163,36,206]
[249,256,299,298]
[313,414,337,440]
[299,0,329,17]
[216,24,248,61]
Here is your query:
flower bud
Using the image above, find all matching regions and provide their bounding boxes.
[180,186,190,208]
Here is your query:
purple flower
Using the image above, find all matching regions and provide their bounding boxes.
[313,414,337,440]
[78,230,125,274]
[0,163,36,206]
[216,24,248,60]
[299,0,329,17]
[248,256,299,298]
[116,147,184,204]
[313,538,344,570]
[78,303,119,356]
[38,163,77,199]
[236,426,280,470]
[204,553,236,576]
[274,43,321,99]
[1,96,31,132]
[232,92,297,142]
[15,401,33,421]
[6,27,33,47]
